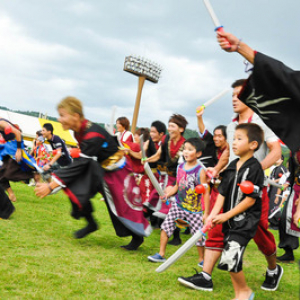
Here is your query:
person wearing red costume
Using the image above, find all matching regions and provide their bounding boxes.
[146,114,187,245]
[115,116,134,145]
[195,107,229,264]
[143,121,167,227]
[122,127,151,203]
[35,97,151,250]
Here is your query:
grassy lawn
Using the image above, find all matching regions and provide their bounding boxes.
[1,182,299,299]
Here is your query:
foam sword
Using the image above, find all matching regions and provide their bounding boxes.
[156,220,212,273]
[139,135,167,206]
[203,0,231,47]
[196,88,229,113]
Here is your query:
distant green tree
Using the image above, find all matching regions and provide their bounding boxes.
[184,128,199,139]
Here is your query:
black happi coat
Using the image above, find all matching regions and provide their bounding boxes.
[218,157,264,245]
[200,130,221,168]
[53,120,147,237]
[239,52,300,153]
[146,137,166,169]
[53,120,119,217]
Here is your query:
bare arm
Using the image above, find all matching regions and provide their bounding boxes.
[34,180,60,198]
[164,182,178,198]
[208,194,225,219]
[127,149,142,160]
[213,143,229,175]
[274,183,289,204]
[200,169,210,220]
[196,108,206,134]
[213,196,256,224]
[260,140,281,170]
[217,31,255,64]
[146,146,162,163]
[43,149,62,171]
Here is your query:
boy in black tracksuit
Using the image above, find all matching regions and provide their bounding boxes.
[206,123,265,300]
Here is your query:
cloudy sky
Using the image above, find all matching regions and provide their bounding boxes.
[0,0,299,132]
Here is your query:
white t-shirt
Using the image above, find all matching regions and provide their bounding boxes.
[227,113,278,163]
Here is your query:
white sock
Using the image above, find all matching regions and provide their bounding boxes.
[202,272,212,280]
[267,266,278,275]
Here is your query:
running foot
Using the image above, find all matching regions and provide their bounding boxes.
[276,252,294,263]
[74,223,98,239]
[261,264,284,291]
[148,253,166,263]
[168,238,182,246]
[178,271,213,291]
[9,194,17,202]
[121,236,144,250]
[198,260,204,268]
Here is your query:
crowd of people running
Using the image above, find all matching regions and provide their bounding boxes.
[1,29,300,300]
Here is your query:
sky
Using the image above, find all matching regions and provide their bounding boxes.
[0,0,300,132]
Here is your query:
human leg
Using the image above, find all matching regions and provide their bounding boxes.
[197,246,204,263]
[277,191,299,262]
[188,212,205,264]
[230,271,253,300]
[167,227,182,245]
[254,188,283,290]
[147,230,170,263]
[178,218,223,290]
[74,212,98,239]
[0,185,15,219]
[217,238,253,299]
[203,249,222,274]
[277,246,295,262]
[6,186,16,202]
[177,249,221,291]
[0,176,16,202]
[121,232,144,250]
[254,227,284,291]
[148,204,181,262]
[73,201,98,239]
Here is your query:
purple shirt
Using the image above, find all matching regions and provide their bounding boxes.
[175,162,202,213]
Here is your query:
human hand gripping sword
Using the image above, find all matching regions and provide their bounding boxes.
[197,159,214,183]
[196,88,229,113]
[139,135,169,205]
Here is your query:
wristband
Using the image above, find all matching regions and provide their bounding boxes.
[236,38,242,51]
[141,158,147,162]
[17,141,22,149]
[48,184,53,193]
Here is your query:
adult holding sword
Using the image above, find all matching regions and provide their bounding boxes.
[195,90,229,176]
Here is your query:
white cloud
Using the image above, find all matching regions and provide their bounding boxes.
[67,2,94,15]
[0,0,299,134]
[0,14,78,62]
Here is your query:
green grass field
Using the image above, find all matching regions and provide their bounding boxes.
[1,182,299,299]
